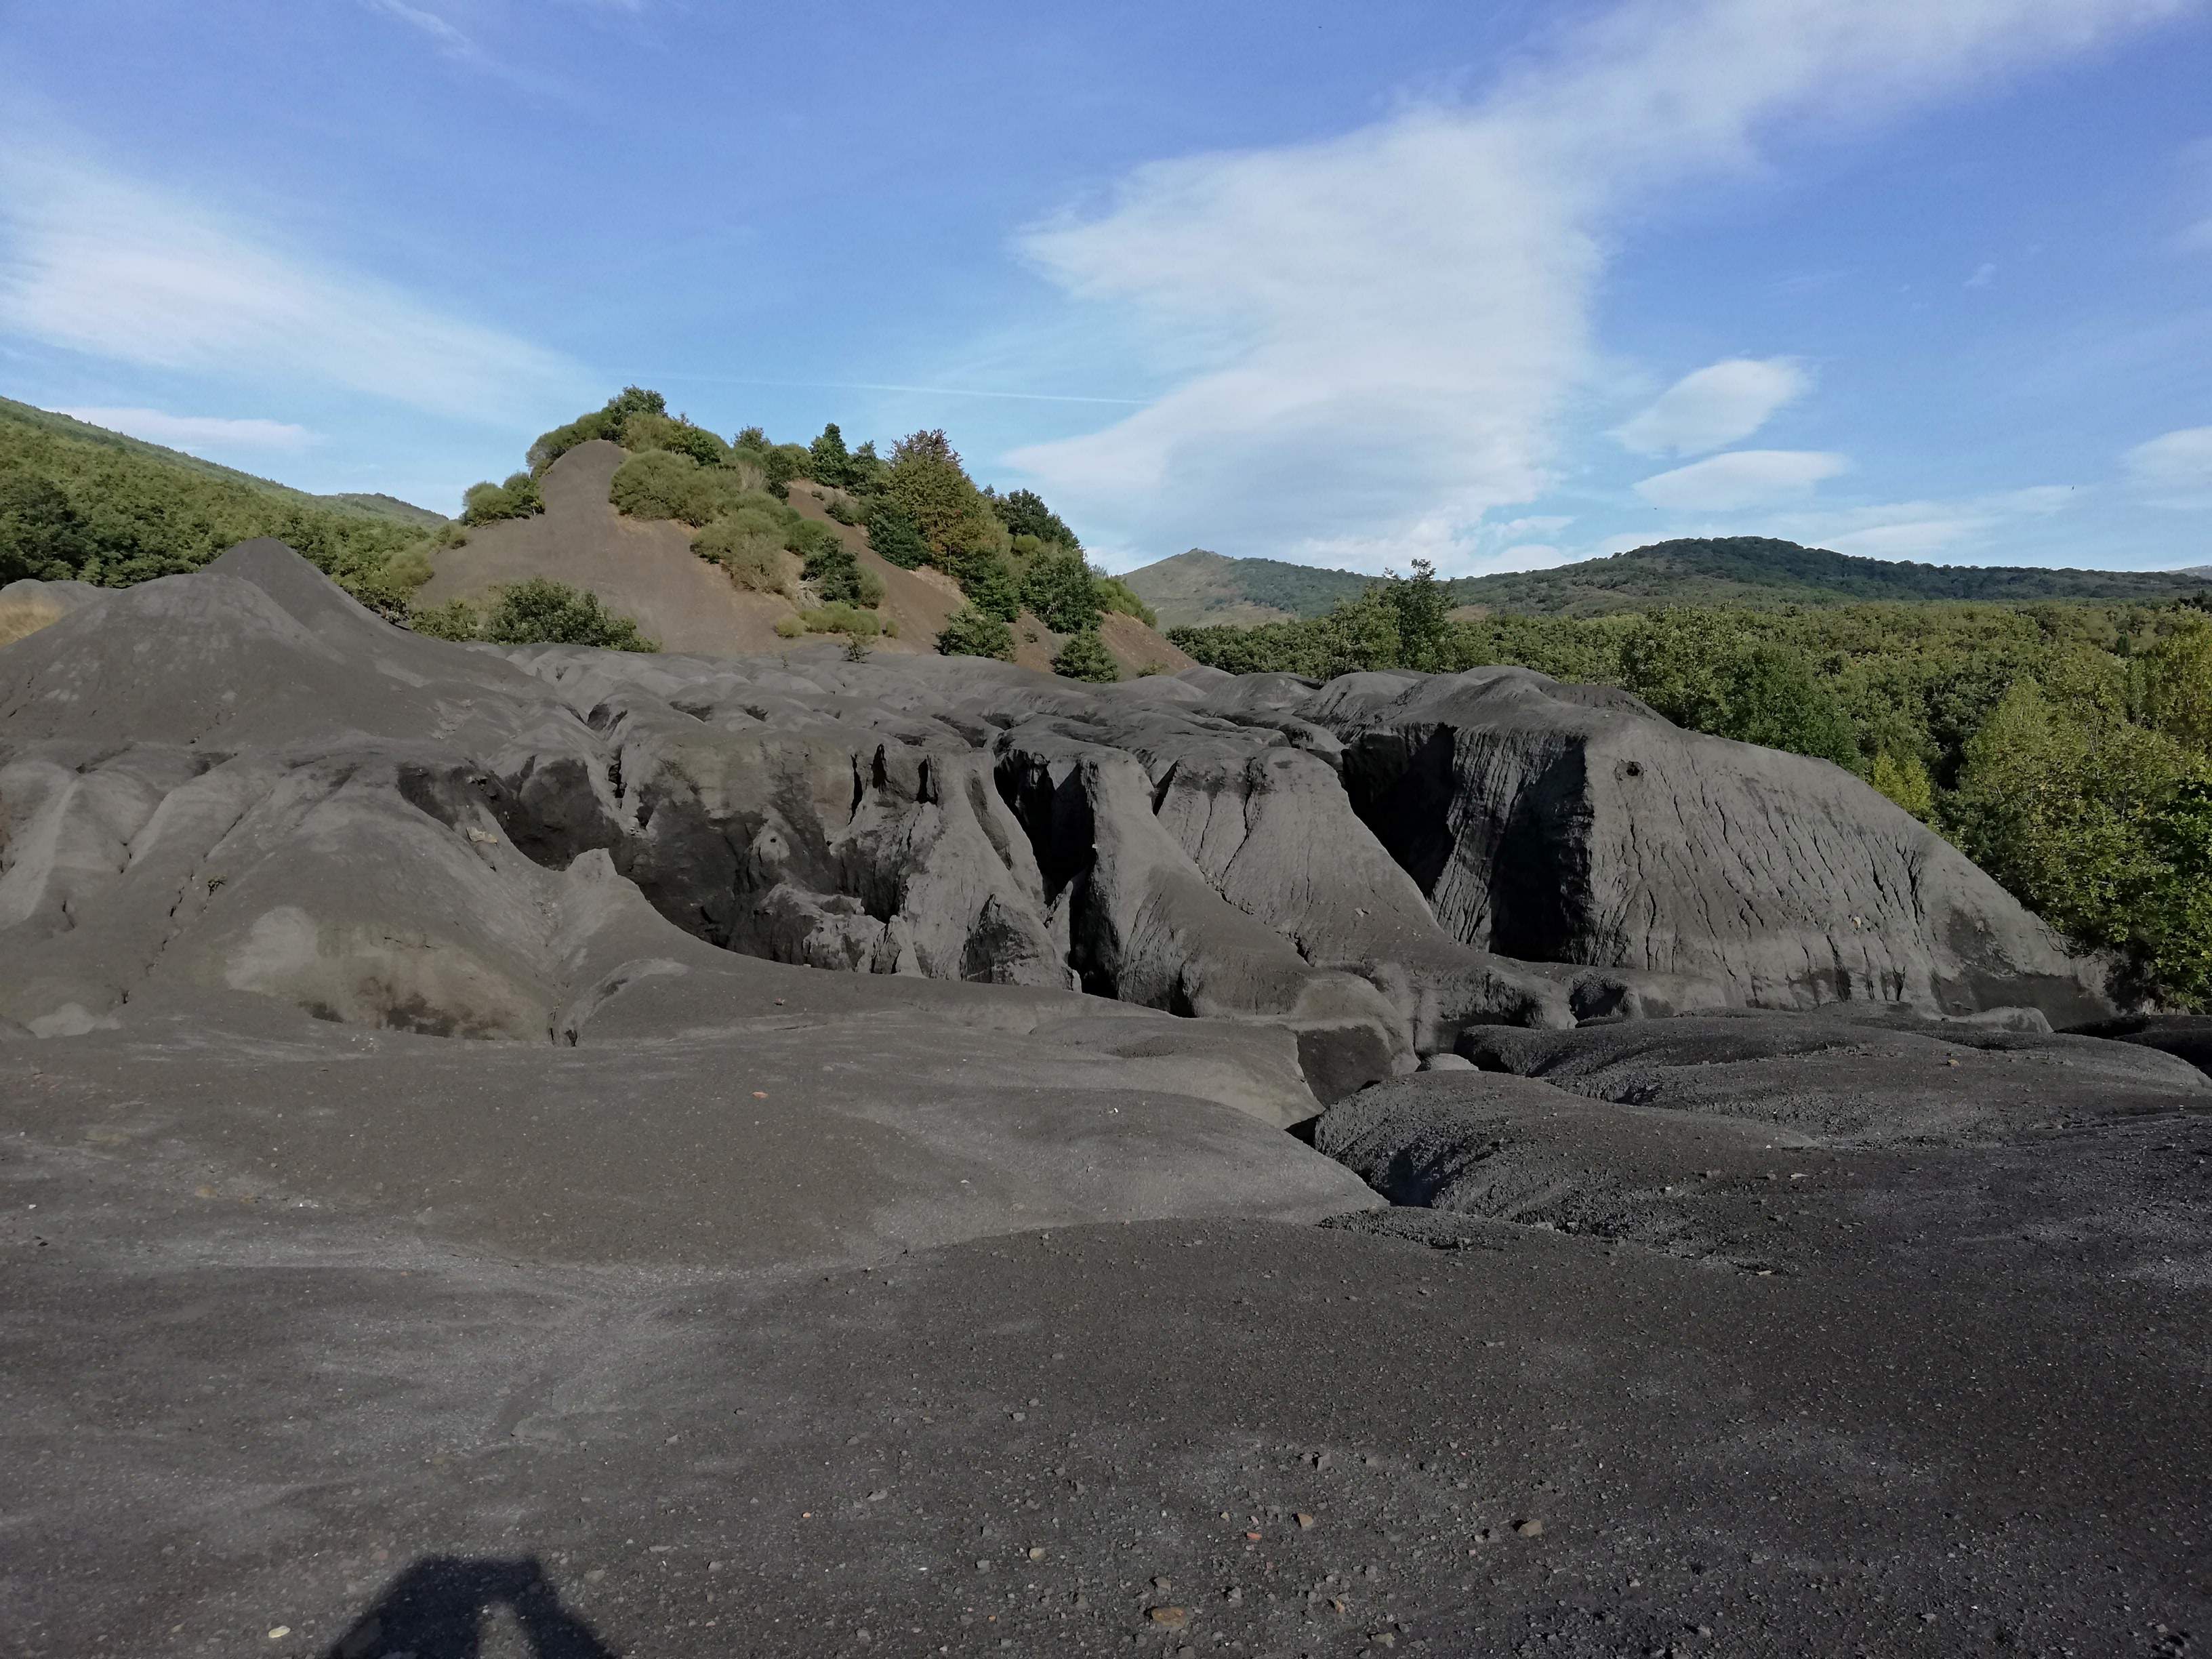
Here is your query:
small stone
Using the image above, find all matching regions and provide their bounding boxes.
[867,1490,888,1502]
[266,1630,291,1642]
[1514,1519,1544,1537]
[975,1559,992,1572]
[1223,1587,1242,1604]
[1295,1512,1315,1529]
[1147,1606,1189,1629]
[1027,1547,1046,1560]
[1153,1576,1172,1591]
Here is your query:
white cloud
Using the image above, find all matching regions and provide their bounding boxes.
[2178,138,2212,250]
[1633,449,1849,510]
[363,0,472,55]
[1613,357,1811,456]
[57,407,319,454]
[2124,425,2212,506]
[1965,261,1997,287]
[1005,0,2192,560]
[0,152,586,422]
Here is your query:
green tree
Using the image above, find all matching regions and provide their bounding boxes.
[2137,615,2212,755]
[988,487,1082,550]
[1709,643,1860,767]
[1020,547,1103,633]
[459,471,543,527]
[1870,751,1935,820]
[809,423,859,489]
[866,500,930,569]
[478,579,657,651]
[936,605,1016,661]
[1385,560,1453,671]
[0,474,91,580]
[408,598,482,640]
[1052,626,1120,683]
[962,553,1021,621]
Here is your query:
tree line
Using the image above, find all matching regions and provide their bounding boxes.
[1171,565,2212,1011]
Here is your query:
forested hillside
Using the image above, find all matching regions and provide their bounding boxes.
[1174,565,2212,1009]
[0,396,445,611]
[1124,535,2212,624]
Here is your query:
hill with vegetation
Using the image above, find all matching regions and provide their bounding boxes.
[424,388,1187,678]
[1125,535,2212,626]
[1120,548,1373,628]
[0,395,447,612]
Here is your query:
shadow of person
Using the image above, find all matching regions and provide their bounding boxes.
[321,1555,617,1659]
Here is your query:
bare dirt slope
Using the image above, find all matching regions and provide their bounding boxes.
[417,441,798,655]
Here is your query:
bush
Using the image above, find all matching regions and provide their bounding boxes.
[608,451,745,527]
[774,614,806,639]
[1020,547,1103,633]
[799,602,880,637]
[936,606,1015,661]
[478,578,657,651]
[866,500,930,569]
[823,491,859,525]
[622,412,730,468]
[408,598,482,641]
[691,518,790,594]
[1094,575,1157,628]
[1052,626,1120,683]
[459,471,543,527]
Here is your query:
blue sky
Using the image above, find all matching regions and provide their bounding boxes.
[1,0,2208,575]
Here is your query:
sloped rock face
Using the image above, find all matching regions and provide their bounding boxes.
[1313,666,2107,1021]
[0,545,2109,1080]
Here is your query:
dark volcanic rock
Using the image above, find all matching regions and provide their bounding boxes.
[3,541,2209,1658]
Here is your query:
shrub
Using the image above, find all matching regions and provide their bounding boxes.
[409,598,482,641]
[823,492,859,526]
[608,451,743,527]
[1094,575,1157,628]
[936,606,1015,661]
[1052,626,1120,683]
[478,578,657,651]
[774,614,806,639]
[866,500,930,569]
[800,602,880,637]
[623,412,730,468]
[691,518,790,594]
[459,472,543,527]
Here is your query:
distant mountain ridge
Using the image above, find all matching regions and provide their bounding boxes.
[1124,535,2212,627]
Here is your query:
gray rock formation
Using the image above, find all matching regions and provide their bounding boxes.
[0,544,2113,1073]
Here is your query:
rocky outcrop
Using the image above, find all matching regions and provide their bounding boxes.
[0,544,2117,1090]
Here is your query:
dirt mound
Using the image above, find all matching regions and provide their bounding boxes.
[416,441,798,654]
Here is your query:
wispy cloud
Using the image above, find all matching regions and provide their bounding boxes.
[1965,261,1998,287]
[2180,138,2212,250]
[2124,425,2212,506]
[0,151,586,423]
[1635,449,1849,510]
[57,407,319,454]
[1005,0,2193,562]
[363,0,472,56]
[1614,357,1811,457]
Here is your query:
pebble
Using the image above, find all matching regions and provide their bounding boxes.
[266,1630,290,1642]
[1295,1512,1315,1529]
[1147,1605,1189,1629]
[1515,1519,1544,1537]
[1027,1547,1046,1560]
